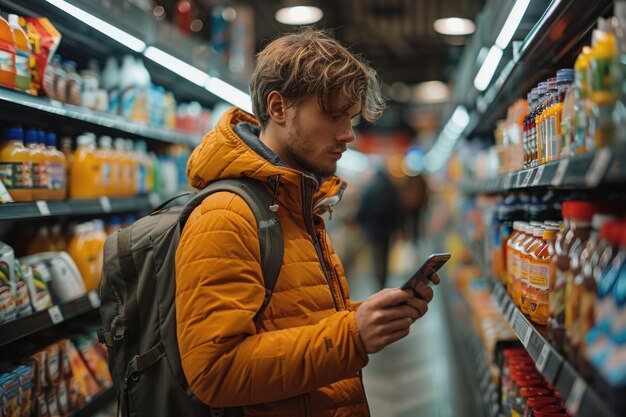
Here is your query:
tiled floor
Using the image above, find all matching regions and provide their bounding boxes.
[345,240,483,417]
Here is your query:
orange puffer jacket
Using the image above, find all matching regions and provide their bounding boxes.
[175,107,370,416]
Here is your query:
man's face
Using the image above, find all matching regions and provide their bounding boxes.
[281,95,360,177]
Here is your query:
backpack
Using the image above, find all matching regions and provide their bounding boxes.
[97,178,284,417]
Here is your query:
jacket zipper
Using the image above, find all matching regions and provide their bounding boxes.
[302,175,339,311]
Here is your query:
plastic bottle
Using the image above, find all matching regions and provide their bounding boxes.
[67,223,95,291]
[586,223,626,370]
[98,136,114,197]
[589,28,619,150]
[602,241,626,389]
[521,226,544,315]
[46,132,67,200]
[538,78,557,165]
[69,133,102,199]
[529,227,558,325]
[102,57,121,114]
[24,128,49,201]
[532,83,548,166]
[573,47,593,154]
[63,61,82,105]
[114,138,130,196]
[612,1,626,144]
[0,126,32,201]
[126,139,139,195]
[49,224,66,251]
[553,202,596,353]
[513,223,532,306]
[546,69,574,162]
[8,15,30,92]
[548,204,571,345]
[0,14,16,90]
[26,225,55,255]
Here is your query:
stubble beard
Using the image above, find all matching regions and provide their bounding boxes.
[285,123,337,178]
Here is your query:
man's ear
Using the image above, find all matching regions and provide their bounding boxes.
[266,91,288,125]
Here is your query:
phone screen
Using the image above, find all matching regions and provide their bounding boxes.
[400,253,451,291]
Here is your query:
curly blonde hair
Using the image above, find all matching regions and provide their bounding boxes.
[250,28,385,128]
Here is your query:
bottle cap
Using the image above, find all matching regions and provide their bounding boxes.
[568,201,596,221]
[24,128,38,144]
[46,132,58,148]
[6,126,24,141]
[556,68,575,84]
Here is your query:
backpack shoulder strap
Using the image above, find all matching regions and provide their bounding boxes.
[180,178,284,324]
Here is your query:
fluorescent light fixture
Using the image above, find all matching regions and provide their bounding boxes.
[495,0,531,49]
[143,46,209,86]
[474,46,503,91]
[46,0,146,52]
[337,149,369,173]
[275,6,323,25]
[205,78,252,113]
[450,106,470,130]
[433,17,476,36]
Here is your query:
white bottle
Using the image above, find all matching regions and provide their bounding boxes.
[102,57,121,113]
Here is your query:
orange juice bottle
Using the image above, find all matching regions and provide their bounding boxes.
[98,136,117,197]
[50,224,66,251]
[69,134,102,199]
[67,223,95,290]
[8,15,30,92]
[0,14,16,90]
[126,139,139,196]
[45,132,67,200]
[24,128,49,200]
[522,226,545,316]
[113,138,127,196]
[0,126,32,201]
[530,227,559,325]
[512,222,530,304]
[26,225,56,255]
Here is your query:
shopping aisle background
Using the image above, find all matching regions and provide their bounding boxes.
[344,236,483,417]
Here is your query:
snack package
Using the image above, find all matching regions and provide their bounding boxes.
[45,344,61,387]
[56,340,72,379]
[29,350,47,394]
[24,18,61,96]
[0,242,17,324]
[46,387,60,417]
[13,260,32,318]
[73,336,112,389]
[56,378,69,417]
[34,391,49,417]
[0,372,21,417]
[65,341,99,401]
[22,261,52,312]
[12,365,34,417]
[66,376,85,411]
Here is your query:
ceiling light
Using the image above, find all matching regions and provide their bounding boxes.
[143,46,209,86]
[495,0,531,49]
[412,81,450,103]
[45,0,146,52]
[275,6,323,25]
[474,46,503,91]
[433,17,475,36]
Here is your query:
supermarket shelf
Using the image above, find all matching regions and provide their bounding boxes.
[0,88,200,146]
[0,291,101,348]
[490,283,618,417]
[460,143,626,194]
[69,387,115,417]
[0,194,161,221]
[471,0,613,136]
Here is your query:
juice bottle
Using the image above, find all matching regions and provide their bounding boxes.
[26,226,55,255]
[602,243,626,389]
[126,139,138,195]
[589,30,618,149]
[530,227,558,326]
[0,126,32,201]
[513,223,532,306]
[508,222,525,298]
[579,220,620,376]
[573,47,593,155]
[586,223,626,371]
[46,132,67,200]
[572,213,616,365]
[548,204,571,345]
[552,202,596,352]
[547,69,574,162]
[67,223,93,290]
[69,133,103,199]
[563,202,596,359]
[521,226,544,315]
[539,78,557,165]
[7,15,30,92]
[98,136,114,197]
[0,14,16,90]
[24,128,49,201]
[50,224,66,251]
[532,83,548,166]
[114,138,130,196]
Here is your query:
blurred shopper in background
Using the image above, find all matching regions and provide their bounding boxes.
[356,167,402,288]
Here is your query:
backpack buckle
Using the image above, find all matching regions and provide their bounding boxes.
[112,315,127,341]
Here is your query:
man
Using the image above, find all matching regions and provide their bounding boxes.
[175,28,439,416]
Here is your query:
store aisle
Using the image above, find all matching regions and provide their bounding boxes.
[347,242,483,417]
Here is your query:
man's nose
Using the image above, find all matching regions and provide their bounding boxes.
[337,124,356,143]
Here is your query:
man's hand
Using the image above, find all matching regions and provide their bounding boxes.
[355,274,439,354]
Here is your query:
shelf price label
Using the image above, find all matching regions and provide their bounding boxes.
[503,174,513,190]
[522,325,533,347]
[48,305,64,324]
[36,201,51,216]
[532,165,545,186]
[585,148,612,187]
[100,196,112,213]
[521,169,534,188]
[88,291,101,309]
[535,344,550,373]
[566,377,587,415]
[506,303,515,322]
[551,159,569,186]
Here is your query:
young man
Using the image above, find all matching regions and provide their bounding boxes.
[175,29,439,416]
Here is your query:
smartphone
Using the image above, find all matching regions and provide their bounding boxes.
[400,253,451,291]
